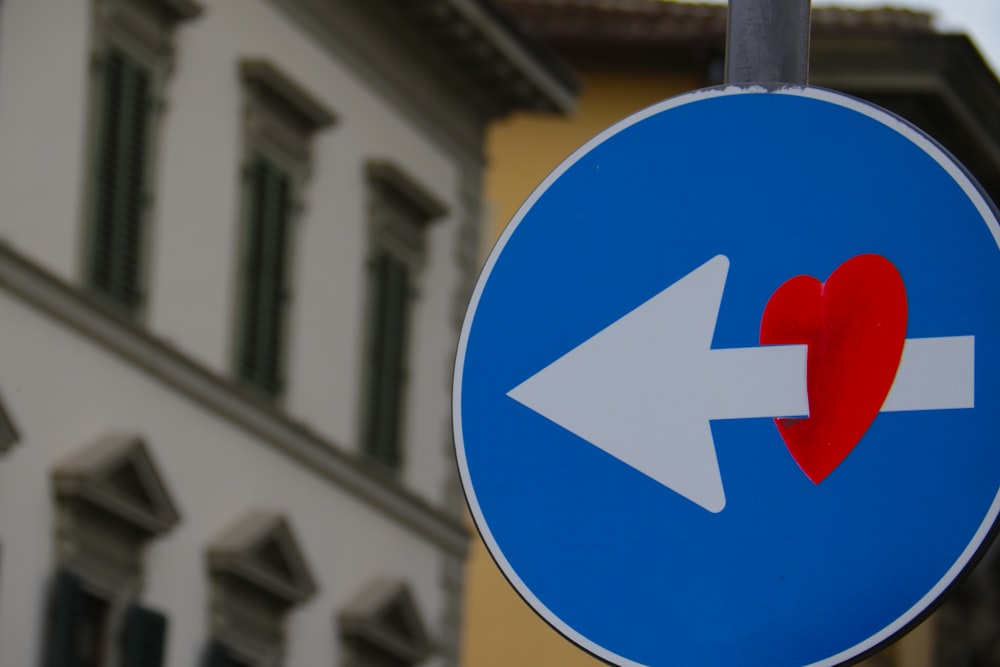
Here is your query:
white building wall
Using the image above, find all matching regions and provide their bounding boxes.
[145,0,468,506]
[0,0,469,508]
[0,285,449,667]
[0,0,570,663]
[0,0,91,283]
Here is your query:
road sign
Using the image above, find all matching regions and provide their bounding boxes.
[453,86,1000,667]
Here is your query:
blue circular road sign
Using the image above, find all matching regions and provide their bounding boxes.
[453,87,1000,666]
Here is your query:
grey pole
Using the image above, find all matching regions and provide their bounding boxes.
[725,0,812,85]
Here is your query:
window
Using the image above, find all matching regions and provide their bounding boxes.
[47,573,112,667]
[87,42,153,314]
[360,163,445,471]
[121,606,171,667]
[202,642,254,667]
[362,246,412,470]
[233,60,334,399]
[82,0,201,316]
[235,153,294,396]
[203,511,317,666]
[48,575,170,667]
[46,434,181,667]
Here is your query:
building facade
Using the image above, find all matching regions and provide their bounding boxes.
[465,1,1000,666]
[0,1,574,666]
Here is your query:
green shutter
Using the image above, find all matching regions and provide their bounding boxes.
[46,570,84,667]
[89,42,153,315]
[363,247,411,470]
[121,605,168,667]
[237,153,293,397]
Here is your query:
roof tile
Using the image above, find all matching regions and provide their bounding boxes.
[495,0,934,47]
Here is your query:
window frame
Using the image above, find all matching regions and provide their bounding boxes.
[46,572,172,667]
[358,162,446,473]
[79,0,201,319]
[232,149,298,399]
[230,59,334,401]
[360,242,414,471]
[204,511,318,667]
[47,433,181,667]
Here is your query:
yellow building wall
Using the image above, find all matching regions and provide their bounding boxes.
[463,64,937,667]
[484,67,703,241]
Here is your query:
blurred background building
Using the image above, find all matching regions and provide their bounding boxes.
[0,1,574,666]
[464,1,1000,666]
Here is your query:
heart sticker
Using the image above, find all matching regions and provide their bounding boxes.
[760,254,908,483]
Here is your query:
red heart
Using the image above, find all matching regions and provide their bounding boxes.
[760,254,908,484]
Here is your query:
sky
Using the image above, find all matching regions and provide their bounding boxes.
[674,1,1000,75]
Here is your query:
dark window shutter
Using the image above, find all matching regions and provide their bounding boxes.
[121,605,168,667]
[201,641,239,667]
[237,154,293,398]
[46,570,84,667]
[89,43,153,315]
[363,248,411,470]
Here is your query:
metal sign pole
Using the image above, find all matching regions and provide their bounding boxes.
[725,0,812,85]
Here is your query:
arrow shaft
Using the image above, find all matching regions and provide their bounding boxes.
[707,345,808,420]
[883,336,975,411]
[708,335,974,420]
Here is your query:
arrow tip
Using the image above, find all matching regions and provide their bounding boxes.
[507,255,734,513]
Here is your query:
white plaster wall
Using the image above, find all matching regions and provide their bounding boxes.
[156,0,470,506]
[0,0,91,283]
[0,287,449,667]
[0,0,476,507]
[403,186,468,505]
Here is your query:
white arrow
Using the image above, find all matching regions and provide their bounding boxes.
[507,255,975,513]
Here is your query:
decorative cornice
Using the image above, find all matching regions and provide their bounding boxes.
[0,241,468,556]
[495,0,934,50]
[94,0,204,53]
[368,161,449,223]
[267,0,577,154]
[378,0,579,115]
[241,59,337,133]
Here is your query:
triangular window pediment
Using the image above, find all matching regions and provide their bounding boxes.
[206,512,316,665]
[252,535,296,582]
[207,511,317,605]
[340,578,432,664]
[107,457,156,513]
[381,603,411,640]
[52,433,180,536]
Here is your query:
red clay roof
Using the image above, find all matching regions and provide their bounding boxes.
[493,0,934,48]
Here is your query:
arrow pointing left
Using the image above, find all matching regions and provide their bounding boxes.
[507,255,808,513]
[507,255,976,513]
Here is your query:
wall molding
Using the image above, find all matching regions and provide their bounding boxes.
[0,241,468,556]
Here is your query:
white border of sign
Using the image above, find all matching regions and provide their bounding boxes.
[453,85,1000,667]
